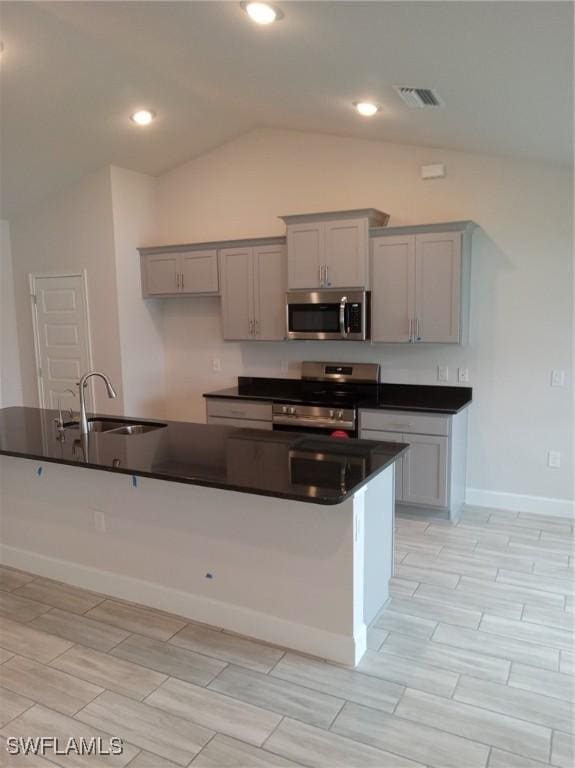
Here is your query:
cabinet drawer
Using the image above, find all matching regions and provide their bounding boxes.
[207,415,273,430]
[360,409,450,436]
[206,398,272,422]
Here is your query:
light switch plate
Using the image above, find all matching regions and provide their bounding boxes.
[212,358,222,372]
[548,450,561,468]
[551,370,565,387]
[437,366,449,382]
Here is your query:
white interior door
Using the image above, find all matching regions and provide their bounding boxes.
[31,273,93,411]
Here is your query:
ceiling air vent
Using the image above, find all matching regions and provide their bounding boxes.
[393,86,443,108]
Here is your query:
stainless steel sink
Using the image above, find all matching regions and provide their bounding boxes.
[108,424,163,435]
[65,418,166,435]
[87,419,128,432]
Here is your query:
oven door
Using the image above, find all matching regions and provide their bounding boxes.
[286,290,369,340]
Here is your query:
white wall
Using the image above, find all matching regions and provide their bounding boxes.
[9,168,125,414]
[110,167,165,419]
[0,221,23,407]
[156,128,574,509]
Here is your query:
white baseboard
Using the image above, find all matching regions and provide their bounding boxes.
[0,544,364,666]
[465,488,575,519]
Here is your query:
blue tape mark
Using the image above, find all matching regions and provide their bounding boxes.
[132,476,138,488]
[205,573,214,580]
[36,466,43,477]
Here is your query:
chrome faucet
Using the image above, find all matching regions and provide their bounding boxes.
[78,371,118,435]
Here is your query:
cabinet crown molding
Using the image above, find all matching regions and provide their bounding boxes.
[280,208,389,227]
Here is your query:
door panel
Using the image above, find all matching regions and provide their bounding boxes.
[145,254,179,295]
[324,218,368,288]
[371,235,415,342]
[402,434,448,508]
[180,250,219,294]
[219,247,253,340]
[32,274,92,411]
[415,232,461,343]
[287,223,323,289]
[253,245,287,340]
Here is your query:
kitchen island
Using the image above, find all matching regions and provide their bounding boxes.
[0,407,405,664]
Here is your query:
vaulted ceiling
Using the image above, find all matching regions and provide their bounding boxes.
[1,1,572,218]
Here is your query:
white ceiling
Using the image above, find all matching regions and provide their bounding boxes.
[1,1,572,218]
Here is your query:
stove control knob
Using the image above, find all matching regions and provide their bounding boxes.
[337,410,344,420]
[281,406,288,414]
[288,407,296,416]
[329,409,335,419]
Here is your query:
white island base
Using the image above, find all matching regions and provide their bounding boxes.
[0,456,394,665]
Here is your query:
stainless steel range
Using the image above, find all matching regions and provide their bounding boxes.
[271,361,380,437]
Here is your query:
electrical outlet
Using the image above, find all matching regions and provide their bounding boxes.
[212,358,222,373]
[551,370,565,387]
[548,450,561,469]
[458,368,469,383]
[437,366,449,382]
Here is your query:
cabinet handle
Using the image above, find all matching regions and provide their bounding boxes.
[415,318,421,341]
[325,265,329,286]
[254,319,259,336]
[180,272,184,291]
[318,264,323,286]
[249,320,253,336]
[176,273,180,289]
[409,318,413,342]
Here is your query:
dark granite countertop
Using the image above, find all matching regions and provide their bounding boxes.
[0,407,406,505]
[204,379,472,414]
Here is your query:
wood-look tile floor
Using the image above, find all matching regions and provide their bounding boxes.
[0,506,573,767]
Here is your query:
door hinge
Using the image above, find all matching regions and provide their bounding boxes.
[38,368,42,378]
[31,294,37,304]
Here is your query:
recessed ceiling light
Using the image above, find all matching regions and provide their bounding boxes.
[353,101,380,117]
[130,110,155,126]
[240,2,283,25]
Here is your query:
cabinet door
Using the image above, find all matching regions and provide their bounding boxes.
[253,245,287,340]
[402,434,448,508]
[219,247,254,340]
[144,254,179,295]
[324,218,368,288]
[371,235,415,342]
[359,429,405,502]
[287,222,324,289]
[415,232,461,343]
[181,250,219,294]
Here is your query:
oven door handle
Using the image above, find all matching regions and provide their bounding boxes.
[339,296,348,338]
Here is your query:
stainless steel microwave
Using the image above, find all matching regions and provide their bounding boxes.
[286,290,370,341]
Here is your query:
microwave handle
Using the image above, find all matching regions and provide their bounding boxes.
[339,296,348,338]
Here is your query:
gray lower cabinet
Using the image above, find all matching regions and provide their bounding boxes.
[360,408,467,519]
[141,250,219,296]
[220,244,286,340]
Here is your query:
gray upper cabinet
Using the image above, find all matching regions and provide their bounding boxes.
[371,221,475,344]
[371,235,415,343]
[286,221,324,289]
[220,246,253,340]
[220,244,287,341]
[415,232,461,343]
[180,250,219,295]
[143,253,180,296]
[282,209,389,290]
[141,249,219,296]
